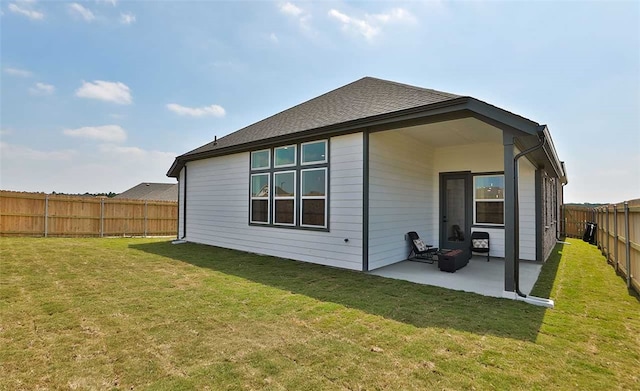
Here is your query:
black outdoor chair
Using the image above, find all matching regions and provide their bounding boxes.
[407,231,438,264]
[470,231,490,262]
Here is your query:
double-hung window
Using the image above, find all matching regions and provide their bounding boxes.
[274,171,295,225]
[473,174,505,225]
[301,168,327,228]
[249,140,328,229]
[250,173,270,224]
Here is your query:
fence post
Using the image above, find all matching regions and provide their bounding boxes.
[613,204,618,271]
[624,201,631,288]
[144,200,148,237]
[595,208,600,247]
[595,208,602,249]
[591,208,596,244]
[100,197,104,238]
[44,194,49,237]
[605,207,610,262]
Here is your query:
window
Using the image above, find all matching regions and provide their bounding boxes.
[250,174,269,223]
[274,145,296,168]
[301,140,327,165]
[273,171,295,225]
[249,140,328,229]
[474,175,504,225]
[251,150,270,170]
[543,176,556,227]
[301,168,327,228]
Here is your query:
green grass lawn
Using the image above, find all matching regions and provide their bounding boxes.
[1,237,638,390]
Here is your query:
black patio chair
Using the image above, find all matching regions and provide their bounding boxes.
[407,231,438,264]
[470,231,490,262]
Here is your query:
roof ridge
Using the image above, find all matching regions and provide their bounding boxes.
[362,76,461,99]
[212,78,369,144]
[177,76,462,159]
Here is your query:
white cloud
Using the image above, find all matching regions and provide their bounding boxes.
[279,2,311,31]
[8,2,44,20]
[4,67,32,77]
[371,8,416,24]
[68,3,95,22]
[328,9,378,40]
[328,7,416,41]
[269,32,279,44]
[0,142,75,161]
[98,144,174,160]
[279,2,302,17]
[166,103,226,118]
[0,128,13,136]
[63,125,127,143]
[97,0,117,6]
[0,142,176,193]
[119,12,135,24]
[29,82,55,95]
[75,80,132,104]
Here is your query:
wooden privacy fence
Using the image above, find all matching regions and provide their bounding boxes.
[562,205,596,238]
[0,191,177,237]
[594,200,640,294]
[564,200,640,294]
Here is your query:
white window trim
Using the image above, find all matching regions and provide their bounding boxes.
[251,149,271,171]
[273,145,297,168]
[250,173,270,224]
[473,174,505,226]
[273,170,296,226]
[301,140,328,166]
[300,167,328,228]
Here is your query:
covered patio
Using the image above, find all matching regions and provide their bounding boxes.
[368,256,543,298]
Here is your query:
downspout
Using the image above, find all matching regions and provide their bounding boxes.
[172,165,188,245]
[181,165,187,240]
[513,130,546,298]
[175,176,180,240]
[557,181,568,243]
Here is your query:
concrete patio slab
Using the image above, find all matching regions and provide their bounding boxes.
[368,256,543,298]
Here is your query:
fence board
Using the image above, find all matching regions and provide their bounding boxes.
[0,191,177,237]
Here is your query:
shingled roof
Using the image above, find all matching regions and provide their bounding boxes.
[185,77,460,156]
[167,77,471,177]
[115,183,178,202]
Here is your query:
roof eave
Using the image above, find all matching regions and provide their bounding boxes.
[167,96,560,179]
[167,97,472,177]
[540,125,568,184]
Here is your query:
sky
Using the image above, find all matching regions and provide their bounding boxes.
[1,0,638,203]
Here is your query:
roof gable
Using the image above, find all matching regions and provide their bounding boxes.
[181,77,460,158]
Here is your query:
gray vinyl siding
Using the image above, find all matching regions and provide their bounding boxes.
[518,158,537,261]
[368,131,434,270]
[182,133,364,270]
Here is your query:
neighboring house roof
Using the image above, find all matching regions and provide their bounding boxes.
[115,183,178,201]
[167,76,566,182]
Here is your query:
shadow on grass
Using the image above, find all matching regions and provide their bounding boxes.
[529,241,564,299]
[130,241,565,342]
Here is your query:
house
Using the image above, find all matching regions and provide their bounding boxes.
[167,77,567,296]
[115,183,178,202]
